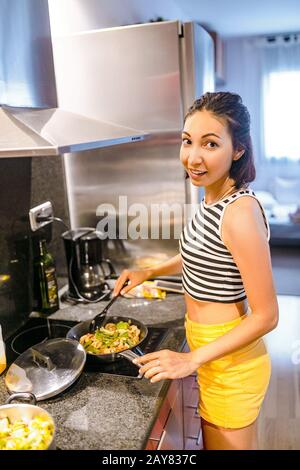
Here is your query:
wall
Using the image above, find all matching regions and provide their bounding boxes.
[0,158,32,338]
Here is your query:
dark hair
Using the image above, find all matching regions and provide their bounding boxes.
[184,92,256,189]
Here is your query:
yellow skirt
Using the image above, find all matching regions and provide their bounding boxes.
[185,309,271,429]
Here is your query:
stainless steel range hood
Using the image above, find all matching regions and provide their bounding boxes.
[0,106,147,157]
[0,0,147,158]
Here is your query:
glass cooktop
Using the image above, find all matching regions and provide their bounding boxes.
[4,317,169,379]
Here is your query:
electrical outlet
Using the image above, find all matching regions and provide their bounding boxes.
[29,201,53,232]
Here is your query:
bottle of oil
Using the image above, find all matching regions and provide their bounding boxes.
[34,239,59,315]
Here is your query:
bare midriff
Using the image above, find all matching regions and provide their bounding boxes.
[185,291,249,324]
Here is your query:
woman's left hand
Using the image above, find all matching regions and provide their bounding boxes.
[133,350,199,383]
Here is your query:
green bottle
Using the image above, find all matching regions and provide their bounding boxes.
[34,239,59,315]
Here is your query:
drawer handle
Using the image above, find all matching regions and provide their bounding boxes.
[196,426,202,446]
[157,430,167,450]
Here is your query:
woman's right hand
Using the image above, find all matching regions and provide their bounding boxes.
[112,269,152,297]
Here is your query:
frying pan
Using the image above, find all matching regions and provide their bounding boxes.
[66,315,147,365]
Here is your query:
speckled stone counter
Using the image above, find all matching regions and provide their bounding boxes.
[0,292,187,450]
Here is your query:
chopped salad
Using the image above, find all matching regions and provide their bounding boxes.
[0,415,54,450]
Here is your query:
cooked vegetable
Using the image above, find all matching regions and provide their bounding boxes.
[0,415,54,450]
[80,320,141,354]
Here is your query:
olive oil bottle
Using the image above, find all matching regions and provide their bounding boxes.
[34,239,59,315]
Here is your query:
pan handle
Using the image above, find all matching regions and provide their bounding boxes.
[6,392,37,405]
[119,349,143,364]
[119,347,145,378]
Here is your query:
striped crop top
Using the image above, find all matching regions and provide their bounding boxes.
[179,188,270,304]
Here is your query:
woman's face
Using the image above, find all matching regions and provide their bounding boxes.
[180,110,239,187]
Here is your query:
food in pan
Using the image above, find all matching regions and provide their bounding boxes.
[0,415,54,450]
[79,320,141,355]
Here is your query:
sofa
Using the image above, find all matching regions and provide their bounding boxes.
[254,176,300,246]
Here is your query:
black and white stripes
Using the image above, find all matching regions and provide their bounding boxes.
[179,188,270,303]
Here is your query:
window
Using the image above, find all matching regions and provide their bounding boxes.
[263,70,300,161]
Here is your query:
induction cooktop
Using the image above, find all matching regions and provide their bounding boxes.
[4,317,169,379]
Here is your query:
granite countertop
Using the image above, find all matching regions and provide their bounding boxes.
[0,292,187,450]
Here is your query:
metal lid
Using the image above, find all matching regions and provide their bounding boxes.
[5,338,86,401]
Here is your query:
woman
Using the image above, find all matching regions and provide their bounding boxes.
[112,92,278,450]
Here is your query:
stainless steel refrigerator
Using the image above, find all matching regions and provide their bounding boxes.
[51,21,215,271]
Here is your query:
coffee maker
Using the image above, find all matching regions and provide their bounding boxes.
[62,228,116,302]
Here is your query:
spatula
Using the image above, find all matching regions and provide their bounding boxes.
[89,280,129,332]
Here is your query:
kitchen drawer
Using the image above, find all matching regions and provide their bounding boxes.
[145,438,159,450]
[183,375,195,402]
[148,415,166,442]
[185,436,203,450]
[146,379,182,446]
[183,374,198,410]
[184,406,201,439]
[157,382,184,450]
[184,408,203,450]
[185,384,199,408]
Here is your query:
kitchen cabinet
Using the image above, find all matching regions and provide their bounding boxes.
[183,375,203,450]
[182,342,203,450]
[145,342,203,450]
[145,379,184,450]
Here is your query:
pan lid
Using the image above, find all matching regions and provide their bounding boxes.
[5,338,86,401]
